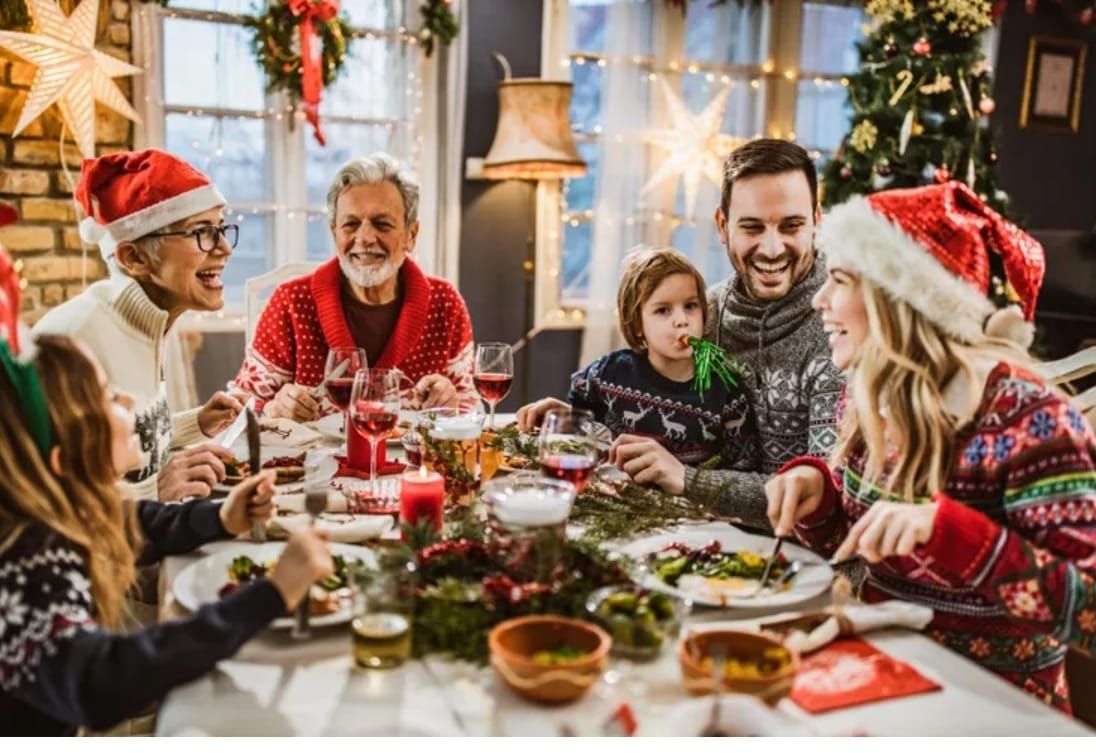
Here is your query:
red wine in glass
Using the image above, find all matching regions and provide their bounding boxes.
[540,453,597,492]
[474,372,513,404]
[325,377,355,411]
[352,401,398,441]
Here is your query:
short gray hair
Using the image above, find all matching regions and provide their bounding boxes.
[108,219,186,277]
[326,152,419,227]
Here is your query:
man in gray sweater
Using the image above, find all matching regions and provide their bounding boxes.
[613,139,844,529]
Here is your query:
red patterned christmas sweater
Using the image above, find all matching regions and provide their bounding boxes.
[785,362,1096,712]
[232,257,477,413]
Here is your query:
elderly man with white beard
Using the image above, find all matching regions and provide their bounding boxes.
[231,153,477,420]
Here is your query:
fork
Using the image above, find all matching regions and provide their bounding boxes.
[700,646,727,737]
[756,537,786,591]
[290,487,328,640]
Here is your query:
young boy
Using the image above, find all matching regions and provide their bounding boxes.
[517,248,755,494]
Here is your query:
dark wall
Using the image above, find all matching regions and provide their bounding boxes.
[992,4,1096,358]
[459,0,581,408]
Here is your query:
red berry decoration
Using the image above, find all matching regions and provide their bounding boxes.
[913,38,932,56]
[934,166,951,183]
[840,166,853,180]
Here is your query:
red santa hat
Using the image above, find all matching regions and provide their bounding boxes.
[76,149,225,261]
[817,181,1045,348]
[0,201,23,352]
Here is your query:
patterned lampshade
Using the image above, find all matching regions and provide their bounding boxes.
[483,78,587,181]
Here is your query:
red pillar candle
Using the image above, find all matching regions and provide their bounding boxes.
[399,466,445,535]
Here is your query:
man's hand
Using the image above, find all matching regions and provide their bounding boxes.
[412,374,459,410]
[198,390,245,437]
[832,501,939,564]
[765,465,826,537]
[157,443,235,501]
[263,383,321,423]
[516,397,569,433]
[609,434,686,495]
[219,469,277,536]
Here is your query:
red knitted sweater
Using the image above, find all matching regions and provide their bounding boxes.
[232,257,477,413]
[785,362,1096,712]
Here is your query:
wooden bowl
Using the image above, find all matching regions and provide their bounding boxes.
[488,615,611,704]
[678,629,798,704]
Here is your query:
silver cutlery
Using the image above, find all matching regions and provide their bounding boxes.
[217,396,256,449]
[756,537,785,592]
[246,408,266,542]
[290,487,329,640]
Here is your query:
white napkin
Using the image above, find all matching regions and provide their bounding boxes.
[267,513,393,543]
[778,601,934,655]
[276,491,348,513]
[259,417,323,448]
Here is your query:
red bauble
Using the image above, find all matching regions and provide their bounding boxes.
[1024,0,1038,13]
[934,166,951,184]
[1080,8,1094,25]
[913,38,932,56]
[978,97,996,115]
[840,166,853,180]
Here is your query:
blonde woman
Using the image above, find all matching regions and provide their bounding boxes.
[765,182,1095,712]
[0,335,333,735]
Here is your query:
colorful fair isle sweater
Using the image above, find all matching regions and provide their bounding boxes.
[786,362,1096,712]
[232,257,477,413]
[569,349,756,470]
[0,499,285,735]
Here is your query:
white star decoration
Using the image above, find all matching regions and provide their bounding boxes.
[641,79,746,217]
[0,0,142,159]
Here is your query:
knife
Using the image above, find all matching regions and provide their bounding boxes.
[218,396,256,449]
[246,407,266,542]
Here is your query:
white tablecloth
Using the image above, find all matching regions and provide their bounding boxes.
[155,520,1093,737]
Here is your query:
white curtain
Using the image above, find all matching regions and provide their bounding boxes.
[578,1,654,366]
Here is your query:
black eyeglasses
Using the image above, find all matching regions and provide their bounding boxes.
[145,223,239,253]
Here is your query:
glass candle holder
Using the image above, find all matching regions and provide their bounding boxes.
[351,555,416,670]
[422,411,485,508]
[482,475,576,582]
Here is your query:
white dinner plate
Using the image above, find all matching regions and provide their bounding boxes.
[212,450,337,495]
[173,541,376,629]
[620,527,832,609]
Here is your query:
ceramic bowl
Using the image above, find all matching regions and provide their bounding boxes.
[488,615,611,704]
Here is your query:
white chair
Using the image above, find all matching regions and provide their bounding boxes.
[1039,345,1096,385]
[244,262,320,344]
[1077,385,1096,430]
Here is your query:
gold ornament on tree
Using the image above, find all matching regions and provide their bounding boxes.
[640,79,745,217]
[0,0,141,159]
[849,119,879,153]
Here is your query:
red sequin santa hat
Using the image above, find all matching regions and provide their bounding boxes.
[76,149,225,261]
[816,181,1045,348]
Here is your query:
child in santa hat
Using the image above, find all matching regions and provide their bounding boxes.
[766,181,1095,711]
[33,150,243,502]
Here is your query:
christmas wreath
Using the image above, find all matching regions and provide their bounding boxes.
[419,0,459,57]
[247,0,351,146]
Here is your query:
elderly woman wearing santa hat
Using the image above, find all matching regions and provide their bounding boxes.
[765,182,1096,712]
[33,150,242,502]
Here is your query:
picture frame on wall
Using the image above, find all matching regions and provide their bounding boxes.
[1020,35,1087,133]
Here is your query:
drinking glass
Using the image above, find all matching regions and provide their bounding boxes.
[349,368,402,497]
[538,407,599,493]
[324,347,368,413]
[350,555,416,669]
[473,342,514,430]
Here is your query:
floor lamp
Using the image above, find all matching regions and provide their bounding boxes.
[477,53,587,404]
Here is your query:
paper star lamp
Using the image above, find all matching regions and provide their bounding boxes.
[641,79,745,217]
[0,0,142,159]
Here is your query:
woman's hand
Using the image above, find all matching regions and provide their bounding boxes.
[267,527,335,611]
[219,469,277,536]
[832,501,939,563]
[765,465,826,537]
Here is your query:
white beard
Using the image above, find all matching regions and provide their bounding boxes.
[339,249,403,289]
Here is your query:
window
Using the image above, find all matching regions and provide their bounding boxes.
[134,0,428,310]
[543,0,863,319]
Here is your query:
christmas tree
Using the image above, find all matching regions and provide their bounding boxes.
[821,0,1009,214]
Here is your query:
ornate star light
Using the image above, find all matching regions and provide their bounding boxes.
[0,0,142,159]
[641,79,746,217]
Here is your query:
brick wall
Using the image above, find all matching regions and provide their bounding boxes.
[0,0,135,325]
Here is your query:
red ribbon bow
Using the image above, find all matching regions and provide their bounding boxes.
[288,0,340,146]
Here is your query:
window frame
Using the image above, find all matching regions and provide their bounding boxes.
[130,1,440,331]
[538,0,866,329]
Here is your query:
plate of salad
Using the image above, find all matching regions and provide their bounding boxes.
[620,527,832,609]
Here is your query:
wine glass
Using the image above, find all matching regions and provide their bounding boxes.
[473,342,514,430]
[324,347,368,431]
[349,368,402,497]
[538,407,599,493]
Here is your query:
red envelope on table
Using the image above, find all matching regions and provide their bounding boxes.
[790,637,941,713]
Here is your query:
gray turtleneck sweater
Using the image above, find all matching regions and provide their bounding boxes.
[684,254,845,529]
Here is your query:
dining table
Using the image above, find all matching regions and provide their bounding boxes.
[154,413,1094,737]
